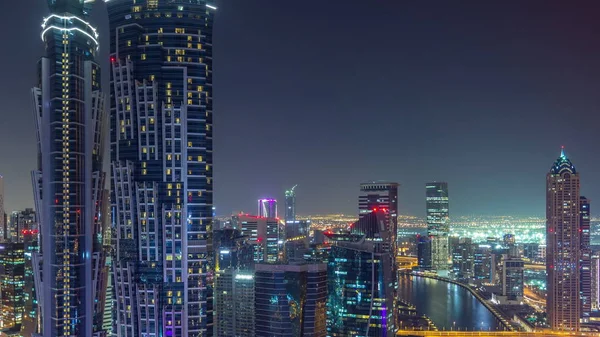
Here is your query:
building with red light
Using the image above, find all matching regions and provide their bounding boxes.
[235,215,281,263]
[546,148,581,331]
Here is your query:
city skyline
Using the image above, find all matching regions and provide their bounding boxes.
[1,1,600,217]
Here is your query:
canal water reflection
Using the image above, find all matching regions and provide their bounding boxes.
[398,274,502,331]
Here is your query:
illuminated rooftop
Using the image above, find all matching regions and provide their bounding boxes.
[550,147,576,175]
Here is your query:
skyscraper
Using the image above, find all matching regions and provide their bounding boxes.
[327,210,397,336]
[255,263,327,337]
[214,270,255,337]
[426,182,450,273]
[0,176,4,242]
[258,199,277,218]
[9,209,37,243]
[547,148,581,331]
[107,1,216,335]
[285,185,297,222]
[236,215,280,263]
[0,242,25,332]
[31,1,108,335]
[580,196,592,321]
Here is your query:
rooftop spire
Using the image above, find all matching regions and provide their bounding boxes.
[560,146,566,159]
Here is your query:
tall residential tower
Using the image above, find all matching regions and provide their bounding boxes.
[285,185,297,222]
[546,148,581,331]
[107,1,216,336]
[31,1,109,336]
[426,182,450,273]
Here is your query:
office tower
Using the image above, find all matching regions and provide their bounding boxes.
[580,197,592,321]
[255,263,327,337]
[213,228,255,337]
[31,1,108,335]
[9,209,37,243]
[0,175,4,241]
[359,182,398,243]
[236,215,281,263]
[501,258,524,301]
[547,148,581,331]
[214,271,255,337]
[426,182,450,272]
[417,235,432,270]
[107,1,216,336]
[285,185,297,222]
[451,237,474,281]
[327,210,397,336]
[284,220,310,262]
[474,245,492,281]
[22,231,40,336]
[0,242,25,331]
[258,199,277,218]
[213,228,254,271]
[591,252,600,312]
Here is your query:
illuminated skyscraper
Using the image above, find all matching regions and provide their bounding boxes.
[327,211,397,336]
[0,242,25,331]
[31,1,108,335]
[107,1,216,336]
[255,263,327,337]
[580,196,592,321]
[258,199,277,218]
[426,182,450,273]
[285,185,297,222]
[547,148,581,331]
[9,209,37,243]
[235,215,280,263]
[0,176,4,241]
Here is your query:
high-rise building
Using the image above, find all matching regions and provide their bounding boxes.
[359,182,398,243]
[31,1,108,335]
[107,1,216,336]
[327,210,397,336]
[258,199,277,218]
[451,237,474,281]
[0,242,25,331]
[417,235,432,270]
[22,231,40,336]
[426,182,450,272]
[255,263,327,337]
[591,252,600,312]
[474,244,492,281]
[0,175,4,242]
[235,215,281,263]
[214,270,255,337]
[9,209,37,243]
[285,185,297,222]
[501,258,524,301]
[284,220,310,262]
[547,148,581,331]
[580,196,592,321]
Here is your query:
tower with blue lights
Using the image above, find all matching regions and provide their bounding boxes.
[31,0,108,336]
[546,148,581,331]
[107,1,216,336]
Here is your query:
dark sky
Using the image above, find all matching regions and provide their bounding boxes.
[1,1,600,217]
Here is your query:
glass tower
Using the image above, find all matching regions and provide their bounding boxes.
[426,182,450,272]
[107,1,216,336]
[546,148,581,331]
[31,1,108,336]
[284,185,297,222]
[580,196,592,321]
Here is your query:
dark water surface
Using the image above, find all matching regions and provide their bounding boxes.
[398,274,502,331]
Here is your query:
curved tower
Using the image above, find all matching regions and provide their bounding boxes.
[546,148,581,331]
[31,0,108,336]
[107,1,216,336]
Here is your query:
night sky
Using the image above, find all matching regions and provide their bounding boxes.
[1,1,600,217]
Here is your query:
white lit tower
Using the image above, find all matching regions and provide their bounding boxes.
[31,0,108,336]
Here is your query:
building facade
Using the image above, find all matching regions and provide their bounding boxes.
[255,263,327,337]
[501,258,524,301]
[235,215,280,263]
[580,196,592,321]
[258,199,277,218]
[327,211,397,336]
[107,1,216,336]
[214,270,255,337]
[285,185,297,222]
[546,149,581,331]
[31,1,108,335]
[9,209,37,243]
[426,182,450,272]
[0,242,25,331]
